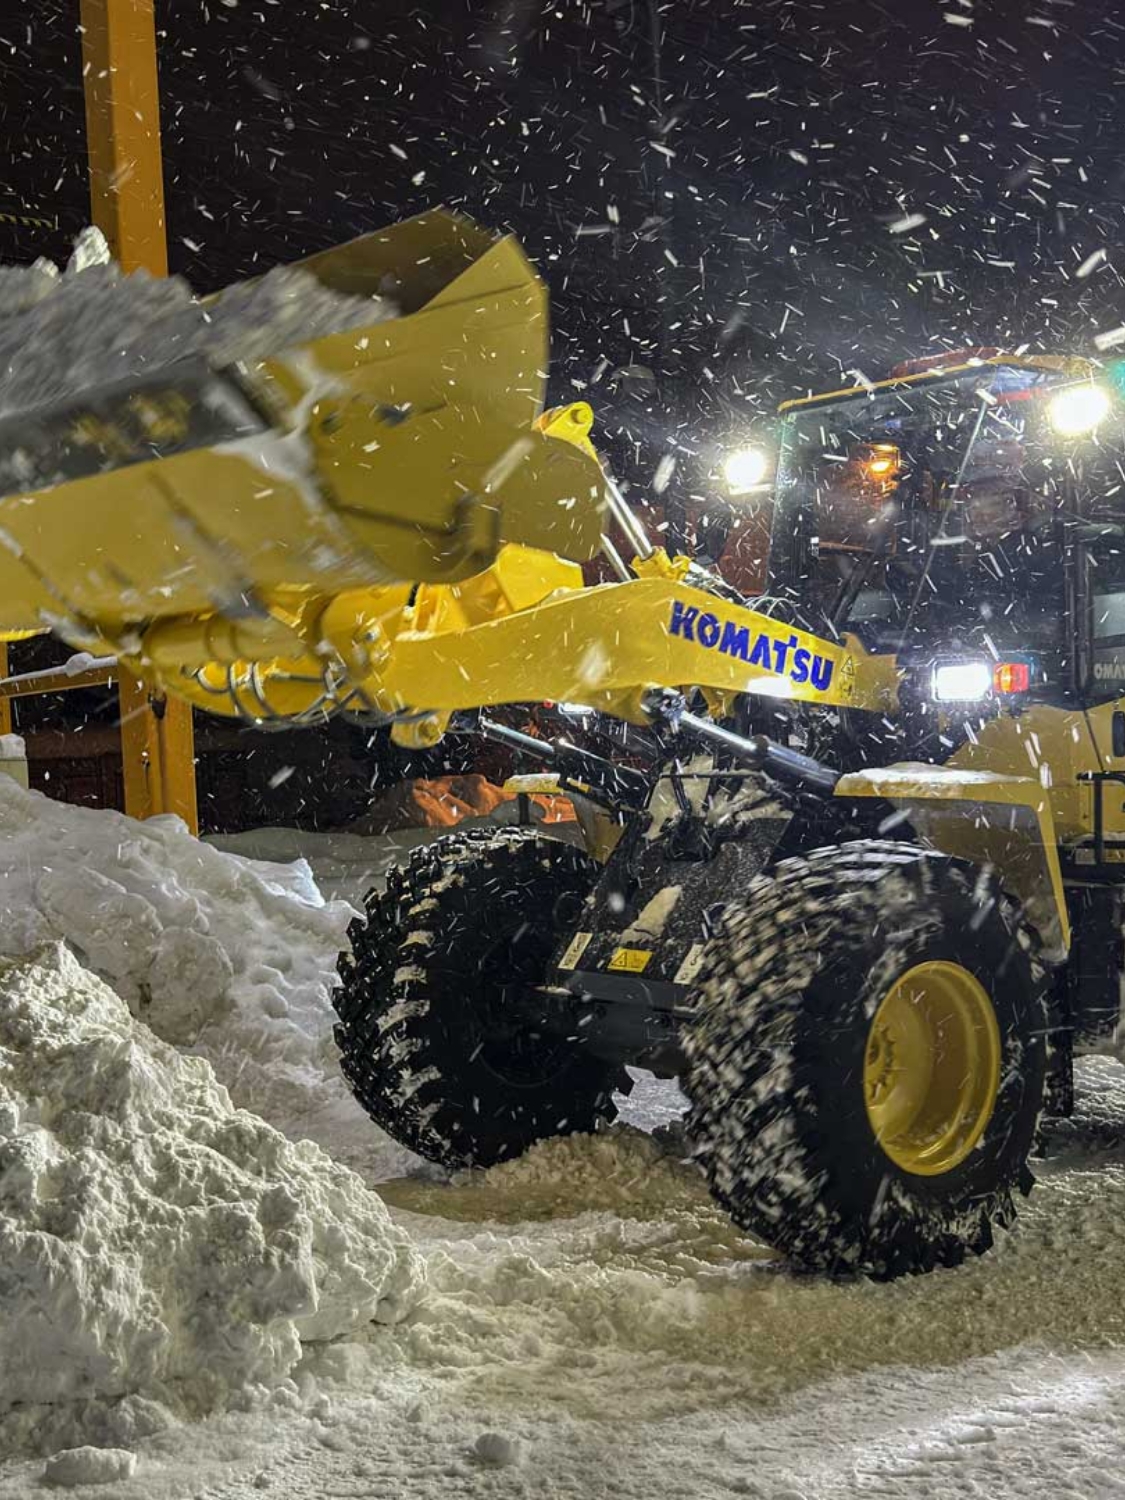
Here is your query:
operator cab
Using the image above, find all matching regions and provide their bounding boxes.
[766,354,1125,702]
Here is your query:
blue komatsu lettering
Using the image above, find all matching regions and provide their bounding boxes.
[772,633,797,673]
[809,654,834,691]
[668,605,834,696]
[719,621,751,661]
[748,634,773,668]
[669,601,699,641]
[698,612,720,648]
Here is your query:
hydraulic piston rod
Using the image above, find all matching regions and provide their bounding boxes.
[675,709,840,794]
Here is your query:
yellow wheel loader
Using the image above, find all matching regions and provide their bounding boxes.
[5,211,1125,1277]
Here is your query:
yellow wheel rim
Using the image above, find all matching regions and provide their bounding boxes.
[863,961,1001,1177]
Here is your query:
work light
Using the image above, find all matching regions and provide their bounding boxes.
[930,657,1034,703]
[931,660,992,703]
[722,446,771,496]
[1047,383,1111,437]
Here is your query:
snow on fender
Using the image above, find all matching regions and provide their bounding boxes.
[0,946,424,1455]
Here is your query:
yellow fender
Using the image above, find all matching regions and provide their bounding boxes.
[836,764,1070,961]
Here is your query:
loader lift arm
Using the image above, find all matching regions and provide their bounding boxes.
[0,210,894,751]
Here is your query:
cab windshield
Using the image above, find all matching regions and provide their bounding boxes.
[768,362,1125,662]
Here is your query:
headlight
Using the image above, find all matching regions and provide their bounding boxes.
[929,657,1033,703]
[931,660,993,702]
[722,446,770,496]
[1047,383,1111,437]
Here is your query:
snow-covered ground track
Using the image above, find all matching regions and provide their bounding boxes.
[2,789,1125,1496]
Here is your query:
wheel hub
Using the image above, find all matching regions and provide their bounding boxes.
[863,960,1001,1177]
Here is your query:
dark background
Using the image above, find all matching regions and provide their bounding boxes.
[1,0,1123,827]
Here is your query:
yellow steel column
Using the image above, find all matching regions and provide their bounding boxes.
[0,645,11,737]
[117,671,198,826]
[80,0,168,276]
[80,0,198,832]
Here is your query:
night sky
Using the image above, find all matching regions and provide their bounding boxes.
[2,0,1125,488]
[1,0,1124,819]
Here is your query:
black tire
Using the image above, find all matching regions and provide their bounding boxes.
[334,826,629,1168]
[683,840,1050,1278]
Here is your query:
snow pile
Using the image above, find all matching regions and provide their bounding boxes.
[0,944,423,1457]
[206,824,446,908]
[0,226,394,421]
[208,818,581,910]
[42,1447,136,1488]
[0,778,373,1154]
[473,1432,523,1468]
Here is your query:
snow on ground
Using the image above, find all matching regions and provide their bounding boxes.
[5,797,1125,1495]
[6,1068,1125,1497]
[0,944,421,1463]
